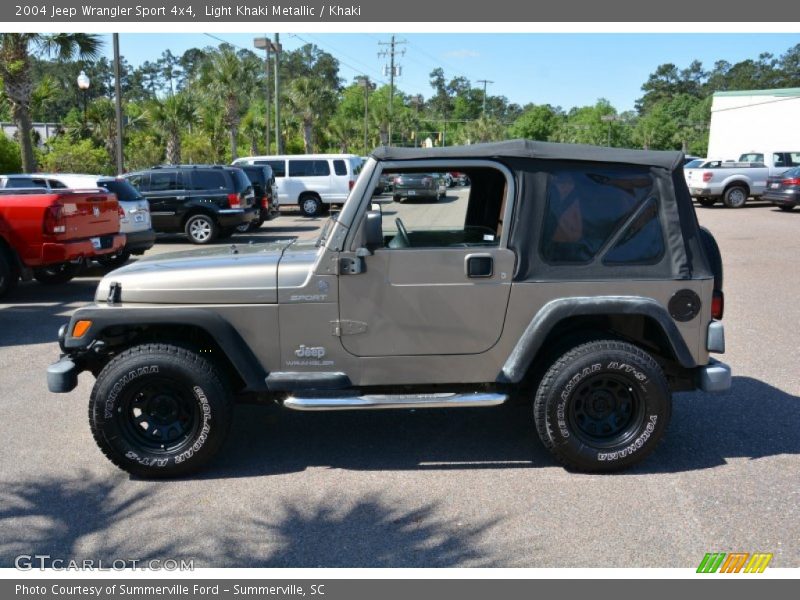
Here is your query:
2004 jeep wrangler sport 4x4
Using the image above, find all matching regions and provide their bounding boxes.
[47,141,730,477]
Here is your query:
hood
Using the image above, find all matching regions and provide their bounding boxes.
[95,240,296,304]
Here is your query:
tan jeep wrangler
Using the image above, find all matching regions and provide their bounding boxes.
[48,141,730,477]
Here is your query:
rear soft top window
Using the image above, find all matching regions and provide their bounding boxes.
[540,165,655,265]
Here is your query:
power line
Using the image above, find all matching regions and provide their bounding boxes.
[290,33,387,86]
[202,33,248,51]
[294,33,387,86]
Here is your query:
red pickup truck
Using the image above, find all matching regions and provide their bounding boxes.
[0,189,125,298]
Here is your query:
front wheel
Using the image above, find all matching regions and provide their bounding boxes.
[533,340,671,472]
[89,343,233,478]
[722,186,748,208]
[33,262,80,285]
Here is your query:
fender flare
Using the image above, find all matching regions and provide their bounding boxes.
[498,296,697,384]
[63,306,268,391]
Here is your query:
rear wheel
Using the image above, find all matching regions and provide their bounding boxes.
[33,262,80,285]
[89,343,233,478]
[533,340,671,472]
[184,214,218,244]
[697,197,716,207]
[722,185,748,208]
[299,195,322,217]
[0,248,18,298]
[778,204,795,212]
[96,250,131,269]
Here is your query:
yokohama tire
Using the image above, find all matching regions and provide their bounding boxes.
[533,340,671,472]
[89,343,233,478]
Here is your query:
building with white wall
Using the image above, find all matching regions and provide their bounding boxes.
[707,88,800,160]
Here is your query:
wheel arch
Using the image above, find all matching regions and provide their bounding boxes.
[498,296,697,384]
[63,307,268,393]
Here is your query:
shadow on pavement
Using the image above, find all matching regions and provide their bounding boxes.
[0,473,496,567]
[204,376,798,478]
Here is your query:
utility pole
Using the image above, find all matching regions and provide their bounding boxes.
[378,35,406,146]
[112,34,124,173]
[274,33,283,154]
[477,79,494,116]
[357,76,375,155]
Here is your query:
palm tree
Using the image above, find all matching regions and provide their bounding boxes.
[149,93,195,164]
[197,45,257,160]
[286,76,337,153]
[459,115,507,144]
[240,102,265,156]
[0,33,101,172]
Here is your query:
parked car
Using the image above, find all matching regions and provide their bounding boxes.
[449,171,470,186]
[235,164,280,233]
[233,154,362,217]
[47,140,729,478]
[0,188,125,297]
[124,165,258,244]
[738,151,800,175]
[36,174,155,268]
[683,158,706,169]
[392,172,447,202]
[684,160,770,207]
[763,166,800,211]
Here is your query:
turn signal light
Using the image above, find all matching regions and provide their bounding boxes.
[227,193,241,209]
[702,172,713,182]
[72,320,92,338]
[781,177,800,186]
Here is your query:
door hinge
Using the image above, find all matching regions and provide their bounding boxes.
[331,320,368,336]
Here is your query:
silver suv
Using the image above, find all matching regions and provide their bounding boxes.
[47,141,730,477]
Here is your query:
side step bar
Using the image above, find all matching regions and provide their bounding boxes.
[284,392,507,411]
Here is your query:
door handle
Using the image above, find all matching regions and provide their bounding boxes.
[465,253,493,278]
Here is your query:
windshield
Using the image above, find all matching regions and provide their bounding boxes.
[315,211,339,248]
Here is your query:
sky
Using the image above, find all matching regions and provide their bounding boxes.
[99,33,800,112]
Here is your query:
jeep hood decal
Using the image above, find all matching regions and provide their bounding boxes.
[94,240,296,304]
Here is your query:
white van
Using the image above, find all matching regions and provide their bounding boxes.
[233,154,363,217]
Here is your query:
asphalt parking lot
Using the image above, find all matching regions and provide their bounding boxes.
[0,193,798,568]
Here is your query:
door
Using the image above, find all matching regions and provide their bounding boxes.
[337,166,514,357]
[146,170,183,230]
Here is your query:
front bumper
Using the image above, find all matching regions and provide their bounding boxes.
[47,356,79,393]
[697,359,732,393]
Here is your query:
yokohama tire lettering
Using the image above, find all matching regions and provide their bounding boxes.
[597,415,658,461]
[173,386,212,465]
[104,366,160,419]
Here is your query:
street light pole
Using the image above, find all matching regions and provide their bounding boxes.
[254,36,272,153]
[112,34,124,173]
[274,33,282,154]
[600,114,619,147]
[77,70,90,124]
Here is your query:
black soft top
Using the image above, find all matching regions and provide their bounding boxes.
[371,140,684,171]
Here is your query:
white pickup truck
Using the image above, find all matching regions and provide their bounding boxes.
[738,151,800,174]
[684,160,770,208]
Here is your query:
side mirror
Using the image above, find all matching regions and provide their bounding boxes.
[362,209,383,253]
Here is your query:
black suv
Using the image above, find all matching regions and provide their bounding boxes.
[124,165,258,244]
[236,164,280,232]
